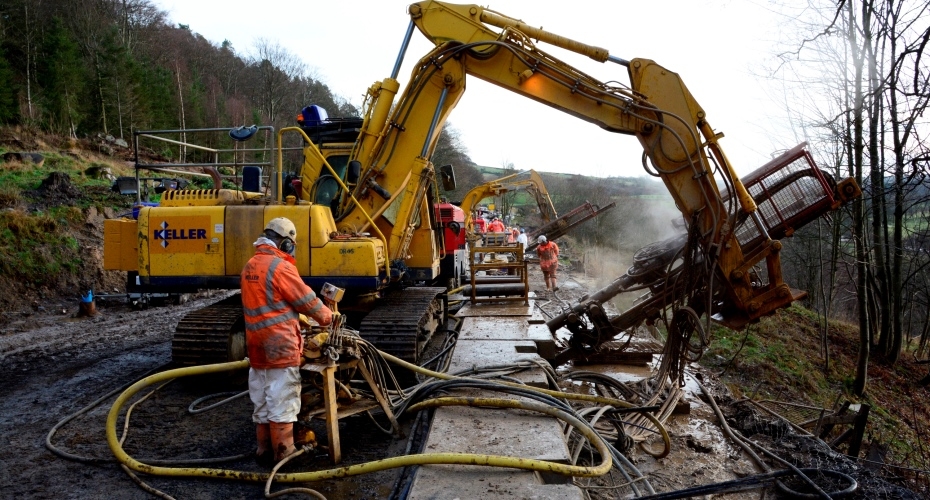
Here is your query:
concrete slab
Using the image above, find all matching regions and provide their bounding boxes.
[407,320,583,499]
[457,316,558,361]
[528,324,558,360]
[409,465,584,499]
[459,316,530,341]
[423,405,570,460]
[455,301,542,319]
[448,339,547,386]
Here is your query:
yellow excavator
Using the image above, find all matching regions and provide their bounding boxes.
[459,169,556,236]
[104,1,858,367]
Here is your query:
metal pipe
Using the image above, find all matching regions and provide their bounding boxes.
[135,162,272,168]
[607,55,630,67]
[141,167,215,179]
[422,87,449,158]
[546,273,636,332]
[137,134,218,153]
[392,20,416,80]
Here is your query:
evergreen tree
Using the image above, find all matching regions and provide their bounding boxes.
[37,18,86,136]
[0,45,18,124]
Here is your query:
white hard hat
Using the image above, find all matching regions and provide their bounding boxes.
[265,217,297,240]
[538,235,547,244]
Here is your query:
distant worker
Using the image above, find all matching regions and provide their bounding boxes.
[241,217,333,464]
[487,216,505,233]
[536,235,560,292]
[509,227,518,243]
[516,228,528,250]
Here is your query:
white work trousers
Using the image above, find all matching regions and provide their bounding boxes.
[248,366,301,423]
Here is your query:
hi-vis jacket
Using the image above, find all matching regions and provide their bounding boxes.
[241,244,332,369]
[537,241,559,271]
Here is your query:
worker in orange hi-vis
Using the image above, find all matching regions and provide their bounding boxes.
[487,216,505,233]
[536,235,560,292]
[241,217,333,465]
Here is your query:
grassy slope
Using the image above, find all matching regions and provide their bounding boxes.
[0,130,135,310]
[702,304,930,473]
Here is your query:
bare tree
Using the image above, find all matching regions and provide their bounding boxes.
[771,0,930,393]
[250,38,305,124]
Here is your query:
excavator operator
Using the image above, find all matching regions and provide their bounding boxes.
[240,217,333,464]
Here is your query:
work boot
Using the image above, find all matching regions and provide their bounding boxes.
[255,423,273,466]
[269,422,297,462]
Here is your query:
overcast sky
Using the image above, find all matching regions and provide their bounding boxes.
[151,0,802,178]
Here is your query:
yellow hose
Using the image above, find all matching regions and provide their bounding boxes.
[376,350,672,458]
[407,396,612,476]
[106,358,612,482]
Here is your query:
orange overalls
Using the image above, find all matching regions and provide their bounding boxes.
[241,244,332,369]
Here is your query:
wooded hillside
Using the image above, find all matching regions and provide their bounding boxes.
[0,0,356,138]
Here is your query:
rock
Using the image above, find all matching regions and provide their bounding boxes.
[98,133,129,149]
[2,152,45,166]
[85,164,115,181]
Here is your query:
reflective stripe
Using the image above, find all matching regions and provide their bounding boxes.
[292,290,318,308]
[266,258,281,306]
[245,309,299,331]
[243,301,289,317]
[305,300,323,316]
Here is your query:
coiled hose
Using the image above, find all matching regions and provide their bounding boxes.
[106,358,622,484]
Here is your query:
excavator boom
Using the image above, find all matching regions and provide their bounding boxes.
[403,1,819,326]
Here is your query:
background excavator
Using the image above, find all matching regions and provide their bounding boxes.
[104,0,858,369]
[458,169,556,236]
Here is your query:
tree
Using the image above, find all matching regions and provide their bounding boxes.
[37,17,85,137]
[250,38,305,124]
[771,0,930,394]
[0,45,18,123]
[431,124,484,202]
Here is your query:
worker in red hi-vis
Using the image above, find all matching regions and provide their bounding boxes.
[536,235,560,292]
[241,217,333,464]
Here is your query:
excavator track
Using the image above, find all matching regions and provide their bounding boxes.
[358,287,446,364]
[171,295,246,366]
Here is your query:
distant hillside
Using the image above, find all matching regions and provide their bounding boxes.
[477,165,665,196]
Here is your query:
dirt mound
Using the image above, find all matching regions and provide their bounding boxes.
[36,171,82,204]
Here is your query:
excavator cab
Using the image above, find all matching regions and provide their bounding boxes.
[310,155,349,209]
[296,105,365,213]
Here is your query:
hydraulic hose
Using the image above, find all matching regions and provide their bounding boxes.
[106,359,615,483]
[47,362,172,464]
[691,374,835,500]
[407,396,612,477]
[265,446,326,499]
[377,349,672,458]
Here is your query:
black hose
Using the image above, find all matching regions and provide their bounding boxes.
[396,377,656,496]
[46,362,173,464]
[636,468,856,499]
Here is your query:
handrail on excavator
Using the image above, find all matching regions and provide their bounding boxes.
[277,127,391,279]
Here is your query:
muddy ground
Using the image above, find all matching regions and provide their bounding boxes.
[0,290,415,499]
[0,264,920,499]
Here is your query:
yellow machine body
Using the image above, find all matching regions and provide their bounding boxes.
[105,204,385,293]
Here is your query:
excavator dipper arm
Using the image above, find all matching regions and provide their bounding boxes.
[407,1,793,326]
